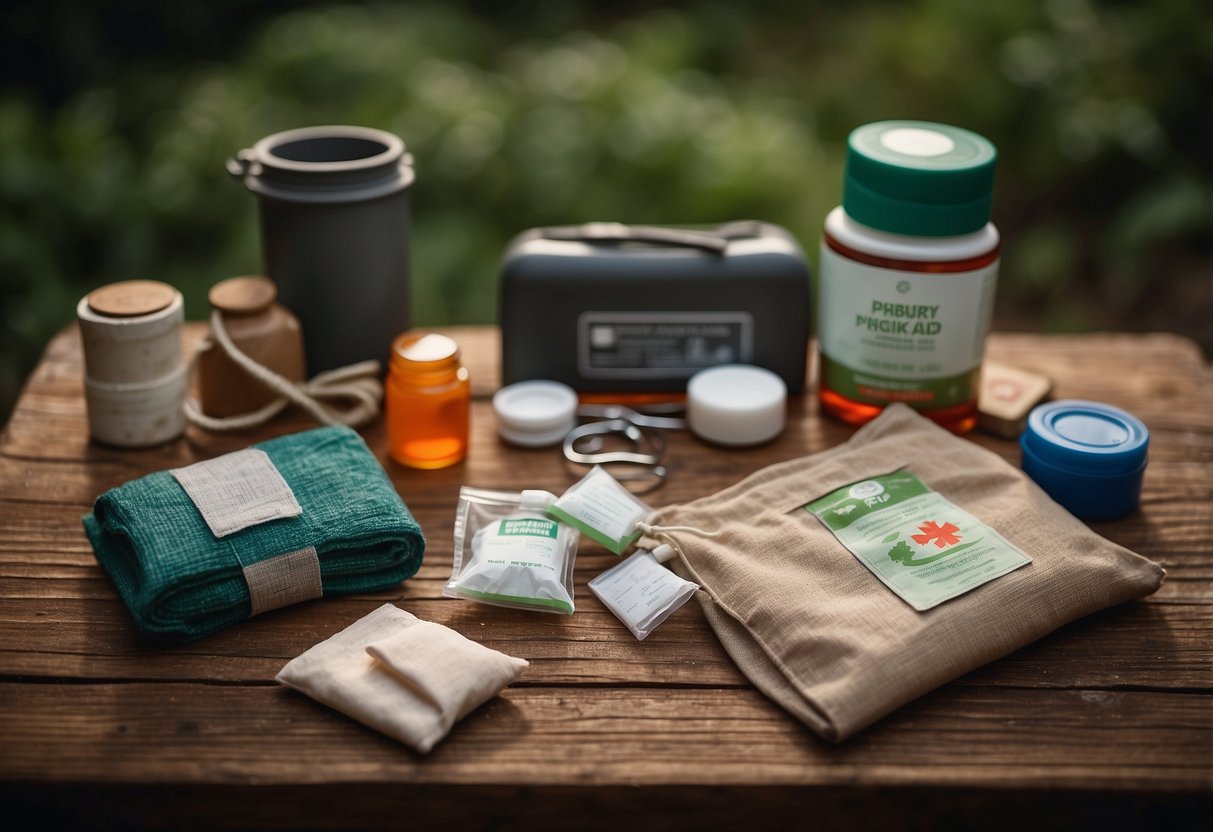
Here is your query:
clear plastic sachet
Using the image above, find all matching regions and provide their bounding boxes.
[589,544,699,641]
[548,466,653,554]
[445,487,579,614]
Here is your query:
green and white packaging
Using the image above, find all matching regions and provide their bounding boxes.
[548,466,652,554]
[817,121,1000,414]
[805,470,1031,611]
[445,487,578,614]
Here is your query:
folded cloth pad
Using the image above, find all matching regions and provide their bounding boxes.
[83,425,425,643]
[647,404,1165,742]
[276,604,528,753]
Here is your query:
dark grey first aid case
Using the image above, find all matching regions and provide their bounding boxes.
[499,221,811,394]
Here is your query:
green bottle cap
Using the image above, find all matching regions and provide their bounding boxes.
[842,120,997,236]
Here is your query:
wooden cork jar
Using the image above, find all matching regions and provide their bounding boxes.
[196,276,306,418]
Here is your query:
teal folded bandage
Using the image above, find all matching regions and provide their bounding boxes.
[83,425,425,644]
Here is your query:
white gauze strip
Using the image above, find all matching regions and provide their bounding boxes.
[171,448,302,538]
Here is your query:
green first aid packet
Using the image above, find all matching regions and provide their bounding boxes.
[548,466,651,554]
[84,426,425,643]
[806,470,1031,611]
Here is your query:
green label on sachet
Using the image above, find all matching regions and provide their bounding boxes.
[499,517,560,539]
[806,471,1031,611]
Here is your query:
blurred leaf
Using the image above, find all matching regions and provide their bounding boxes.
[1,0,1210,422]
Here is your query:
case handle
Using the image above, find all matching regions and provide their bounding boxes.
[539,222,731,254]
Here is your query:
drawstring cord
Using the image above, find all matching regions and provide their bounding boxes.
[635,521,720,539]
[635,519,720,560]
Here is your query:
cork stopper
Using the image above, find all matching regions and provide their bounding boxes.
[86,280,177,318]
[208,276,277,316]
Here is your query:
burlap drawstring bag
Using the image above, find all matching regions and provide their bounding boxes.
[647,404,1164,742]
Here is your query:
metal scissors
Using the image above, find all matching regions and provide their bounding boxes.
[562,405,685,493]
[574,403,686,430]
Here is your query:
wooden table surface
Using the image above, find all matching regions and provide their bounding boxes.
[1,325,1210,830]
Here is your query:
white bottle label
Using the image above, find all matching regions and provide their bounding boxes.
[817,242,997,409]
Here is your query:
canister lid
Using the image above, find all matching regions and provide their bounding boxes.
[843,120,997,236]
[687,365,786,447]
[1022,400,1149,475]
[232,125,415,204]
[493,380,579,447]
[86,280,177,318]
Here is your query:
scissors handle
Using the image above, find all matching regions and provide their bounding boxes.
[563,419,665,466]
[575,404,686,430]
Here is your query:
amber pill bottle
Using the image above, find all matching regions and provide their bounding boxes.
[817,121,1000,433]
[386,332,470,469]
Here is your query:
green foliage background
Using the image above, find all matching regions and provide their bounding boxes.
[1,0,1210,421]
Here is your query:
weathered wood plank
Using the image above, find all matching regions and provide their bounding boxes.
[5,485,1209,591]
[37,786,1213,832]
[4,327,1210,465]
[3,782,1209,832]
[2,505,1208,590]
[6,407,1210,567]
[0,583,1208,692]
[1,324,1210,810]
[0,682,1209,793]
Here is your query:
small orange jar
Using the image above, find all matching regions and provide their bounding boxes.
[386,332,470,469]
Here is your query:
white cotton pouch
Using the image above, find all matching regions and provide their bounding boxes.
[275,604,528,753]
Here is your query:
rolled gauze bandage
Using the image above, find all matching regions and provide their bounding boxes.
[83,425,425,643]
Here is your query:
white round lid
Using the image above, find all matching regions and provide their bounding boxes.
[493,380,579,447]
[687,365,786,447]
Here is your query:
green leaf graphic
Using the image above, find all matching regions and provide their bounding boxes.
[888,541,914,564]
[882,532,901,543]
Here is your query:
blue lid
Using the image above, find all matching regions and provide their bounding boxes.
[1022,400,1148,475]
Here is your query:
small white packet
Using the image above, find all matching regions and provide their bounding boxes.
[588,544,699,640]
[548,466,652,554]
[445,487,578,614]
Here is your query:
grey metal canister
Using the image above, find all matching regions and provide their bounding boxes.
[228,125,415,373]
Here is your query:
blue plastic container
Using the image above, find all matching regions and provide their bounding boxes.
[1020,400,1149,521]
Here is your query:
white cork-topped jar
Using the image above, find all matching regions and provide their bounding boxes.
[77,280,184,383]
[77,280,186,447]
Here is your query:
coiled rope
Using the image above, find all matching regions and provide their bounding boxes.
[184,310,383,431]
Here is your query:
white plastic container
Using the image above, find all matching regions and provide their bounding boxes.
[687,364,786,447]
